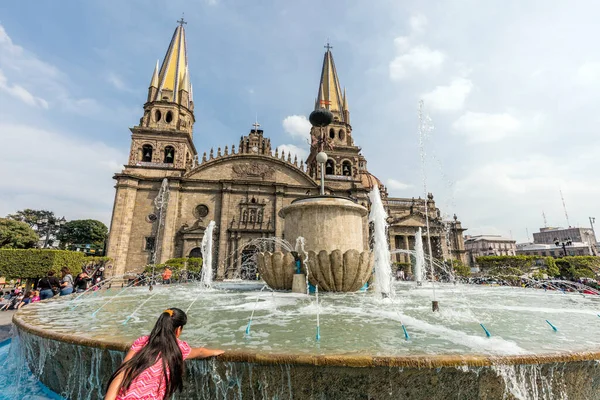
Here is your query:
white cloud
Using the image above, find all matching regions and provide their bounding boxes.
[0,69,48,108]
[0,24,99,114]
[282,115,311,142]
[393,36,411,52]
[386,179,412,190]
[421,78,473,112]
[276,144,308,161]
[576,62,600,85]
[409,14,428,34]
[0,123,125,224]
[107,72,133,92]
[389,45,445,81]
[452,111,521,143]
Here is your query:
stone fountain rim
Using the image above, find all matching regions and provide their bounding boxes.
[281,196,368,218]
[13,312,600,369]
[290,195,359,204]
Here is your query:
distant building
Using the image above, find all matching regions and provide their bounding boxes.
[516,242,594,257]
[464,235,516,266]
[533,227,596,247]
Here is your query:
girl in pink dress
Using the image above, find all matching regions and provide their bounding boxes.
[104,308,224,400]
[30,291,41,303]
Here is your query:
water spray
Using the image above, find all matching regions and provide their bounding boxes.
[245,286,267,336]
[418,100,438,312]
[480,323,491,338]
[546,320,558,332]
[122,292,160,325]
[315,284,321,341]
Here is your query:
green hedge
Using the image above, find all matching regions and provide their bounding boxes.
[0,249,86,279]
[555,256,600,279]
[476,255,595,278]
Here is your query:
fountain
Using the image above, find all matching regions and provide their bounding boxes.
[200,221,216,287]
[8,109,600,399]
[414,227,425,285]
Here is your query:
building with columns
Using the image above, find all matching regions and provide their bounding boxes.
[106,22,467,279]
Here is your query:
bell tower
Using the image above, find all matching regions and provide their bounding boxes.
[306,44,362,181]
[128,18,197,171]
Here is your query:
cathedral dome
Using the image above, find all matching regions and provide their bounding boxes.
[359,170,387,195]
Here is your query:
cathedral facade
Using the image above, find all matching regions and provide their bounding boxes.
[106,23,467,279]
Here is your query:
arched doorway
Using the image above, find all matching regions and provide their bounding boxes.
[189,247,202,258]
[240,245,258,280]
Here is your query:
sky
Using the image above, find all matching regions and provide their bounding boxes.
[0,0,598,243]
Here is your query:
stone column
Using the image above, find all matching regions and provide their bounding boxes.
[216,183,232,279]
[158,180,180,264]
[106,177,139,277]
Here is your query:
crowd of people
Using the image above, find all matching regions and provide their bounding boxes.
[0,265,107,311]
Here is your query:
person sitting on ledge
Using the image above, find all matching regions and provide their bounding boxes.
[105,307,224,400]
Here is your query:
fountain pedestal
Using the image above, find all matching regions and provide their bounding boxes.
[257,196,373,292]
[292,274,307,294]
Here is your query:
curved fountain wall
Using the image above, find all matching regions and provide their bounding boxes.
[257,196,374,292]
[13,313,600,400]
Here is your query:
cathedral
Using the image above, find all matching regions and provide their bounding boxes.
[106,22,467,279]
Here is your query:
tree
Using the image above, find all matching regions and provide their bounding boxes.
[6,209,62,247]
[57,219,108,248]
[451,259,471,277]
[0,218,39,249]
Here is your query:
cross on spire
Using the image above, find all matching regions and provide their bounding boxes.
[177,14,187,26]
[252,121,261,131]
[324,40,333,51]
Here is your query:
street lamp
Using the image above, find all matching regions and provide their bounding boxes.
[554,237,572,257]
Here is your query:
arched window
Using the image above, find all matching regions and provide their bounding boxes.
[325,159,335,175]
[339,129,345,140]
[166,111,173,123]
[155,110,162,122]
[329,128,335,139]
[342,161,352,176]
[142,145,153,162]
[164,146,175,163]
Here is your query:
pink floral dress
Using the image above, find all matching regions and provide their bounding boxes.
[116,335,191,399]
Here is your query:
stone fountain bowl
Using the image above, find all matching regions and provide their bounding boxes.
[256,249,373,292]
[10,284,600,399]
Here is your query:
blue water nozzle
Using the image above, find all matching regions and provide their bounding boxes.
[546,320,558,332]
[480,323,491,338]
[402,324,410,340]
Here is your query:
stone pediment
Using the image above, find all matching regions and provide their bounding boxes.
[184,154,317,187]
[388,212,445,229]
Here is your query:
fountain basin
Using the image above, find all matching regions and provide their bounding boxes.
[10,283,600,399]
[256,249,374,292]
[280,196,368,254]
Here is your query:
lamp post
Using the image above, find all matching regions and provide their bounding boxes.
[590,217,597,255]
[316,152,328,196]
[554,237,572,257]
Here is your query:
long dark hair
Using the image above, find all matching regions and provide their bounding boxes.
[107,308,188,399]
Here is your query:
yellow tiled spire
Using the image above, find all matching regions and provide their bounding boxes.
[154,19,191,107]
[315,43,345,121]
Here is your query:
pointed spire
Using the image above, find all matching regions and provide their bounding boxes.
[150,60,159,88]
[155,21,189,105]
[315,43,344,117]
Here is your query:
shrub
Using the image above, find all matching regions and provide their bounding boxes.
[0,249,85,279]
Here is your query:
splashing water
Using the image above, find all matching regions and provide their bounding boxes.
[151,178,170,266]
[368,185,393,297]
[413,228,426,284]
[200,221,216,288]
